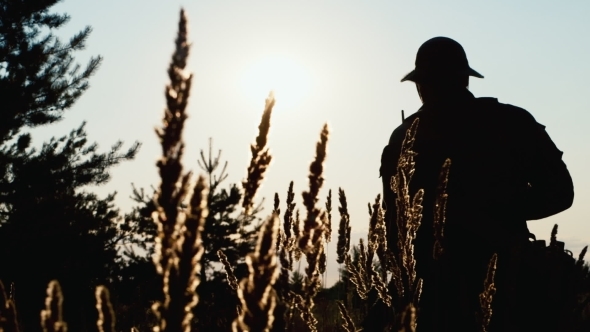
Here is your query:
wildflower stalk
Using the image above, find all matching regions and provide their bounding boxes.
[283,181,296,270]
[278,242,292,302]
[95,286,115,332]
[283,182,296,241]
[151,10,209,332]
[218,250,240,291]
[325,189,332,243]
[242,92,275,215]
[390,118,423,303]
[273,192,281,216]
[399,304,417,332]
[233,214,280,332]
[345,253,369,300]
[368,194,388,272]
[337,301,358,332]
[433,158,451,259]
[478,253,498,332]
[296,124,330,332]
[152,8,192,278]
[40,280,67,332]
[299,124,329,252]
[577,246,588,269]
[0,281,19,332]
[175,176,209,329]
[336,188,351,264]
[293,209,303,262]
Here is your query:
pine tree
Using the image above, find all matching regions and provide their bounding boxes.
[193,140,261,329]
[0,0,102,144]
[197,139,260,281]
[0,123,139,331]
[0,1,139,330]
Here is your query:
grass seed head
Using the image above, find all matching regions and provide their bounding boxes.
[218,250,239,291]
[233,214,280,332]
[242,92,275,215]
[337,301,358,332]
[95,286,115,332]
[40,280,67,332]
[336,188,351,264]
[325,189,333,242]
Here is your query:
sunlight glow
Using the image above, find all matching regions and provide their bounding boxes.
[239,55,312,110]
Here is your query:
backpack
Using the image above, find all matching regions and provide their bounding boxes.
[497,225,586,331]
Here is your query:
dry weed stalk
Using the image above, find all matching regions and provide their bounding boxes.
[336,188,351,264]
[95,286,115,332]
[283,181,296,269]
[176,176,209,328]
[299,240,324,332]
[368,196,393,307]
[390,118,423,303]
[478,253,498,332]
[337,301,358,332]
[344,196,392,306]
[325,189,333,243]
[344,253,369,300]
[283,182,296,242]
[40,280,66,332]
[152,8,193,279]
[242,92,275,215]
[433,158,451,259]
[233,214,280,332]
[274,194,282,253]
[151,10,209,332]
[291,123,329,331]
[278,241,292,303]
[387,249,405,303]
[0,280,19,332]
[340,118,438,329]
[354,239,372,298]
[398,304,417,332]
[274,192,280,215]
[345,251,369,300]
[577,246,588,269]
[293,209,303,262]
[318,239,327,275]
[299,123,329,253]
[339,195,391,306]
[218,250,240,291]
[368,195,388,270]
[276,183,299,327]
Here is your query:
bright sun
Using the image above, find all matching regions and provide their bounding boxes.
[239,56,312,109]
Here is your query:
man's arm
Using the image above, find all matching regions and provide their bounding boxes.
[522,118,574,220]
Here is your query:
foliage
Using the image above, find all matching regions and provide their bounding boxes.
[0,0,102,144]
[0,1,138,330]
[0,123,138,331]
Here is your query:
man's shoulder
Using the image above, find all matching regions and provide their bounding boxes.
[387,97,539,145]
[475,97,538,124]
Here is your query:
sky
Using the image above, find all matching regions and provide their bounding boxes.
[34,0,590,286]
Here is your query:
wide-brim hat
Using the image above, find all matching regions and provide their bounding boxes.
[401,37,484,83]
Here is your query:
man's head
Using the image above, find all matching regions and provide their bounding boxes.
[402,37,483,103]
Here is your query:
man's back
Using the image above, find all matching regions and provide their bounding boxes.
[380,90,574,331]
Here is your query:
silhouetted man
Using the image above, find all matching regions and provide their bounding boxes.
[379,37,574,331]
